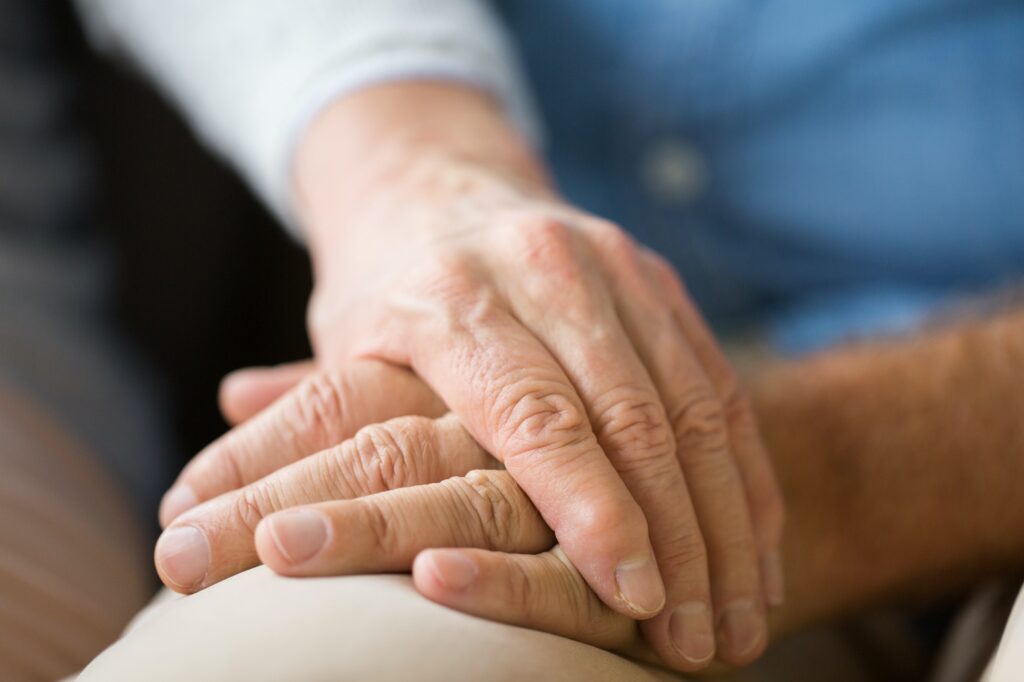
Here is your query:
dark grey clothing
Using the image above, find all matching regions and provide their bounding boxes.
[0,0,168,511]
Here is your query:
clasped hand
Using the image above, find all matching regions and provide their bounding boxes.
[156,181,783,672]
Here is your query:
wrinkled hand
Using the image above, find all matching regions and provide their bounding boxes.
[159,346,777,671]
[158,360,446,524]
[300,156,784,667]
[154,83,786,670]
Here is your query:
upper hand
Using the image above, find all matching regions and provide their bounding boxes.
[159,88,785,668]
[302,154,784,668]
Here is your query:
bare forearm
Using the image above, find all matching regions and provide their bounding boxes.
[755,308,1024,634]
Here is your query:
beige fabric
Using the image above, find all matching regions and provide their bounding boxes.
[78,567,677,682]
[0,391,151,682]
[77,565,914,682]
[981,582,1024,682]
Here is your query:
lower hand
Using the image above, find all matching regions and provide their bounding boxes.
[157,359,775,671]
[157,400,721,667]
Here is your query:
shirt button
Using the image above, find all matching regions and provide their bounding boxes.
[641,139,708,206]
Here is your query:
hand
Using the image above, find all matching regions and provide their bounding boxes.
[158,360,772,671]
[156,404,643,657]
[293,83,785,668]
[158,359,446,524]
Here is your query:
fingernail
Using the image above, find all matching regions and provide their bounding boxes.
[427,550,478,591]
[155,526,209,590]
[615,556,666,616]
[160,485,198,525]
[761,551,786,607]
[266,510,329,565]
[670,601,715,664]
[718,599,765,659]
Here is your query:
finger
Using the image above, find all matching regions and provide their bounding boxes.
[413,546,637,651]
[255,469,554,577]
[643,248,786,607]
[580,227,765,667]
[496,220,732,668]
[345,227,665,619]
[155,414,492,592]
[160,361,445,527]
[594,239,765,667]
[219,360,315,426]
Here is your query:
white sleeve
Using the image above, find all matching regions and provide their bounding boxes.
[73,0,542,234]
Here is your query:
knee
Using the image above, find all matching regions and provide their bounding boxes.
[79,568,658,682]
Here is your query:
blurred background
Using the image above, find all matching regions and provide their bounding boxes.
[3,2,1021,680]
[75,7,312,467]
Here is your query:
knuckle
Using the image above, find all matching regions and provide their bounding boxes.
[516,215,577,265]
[457,470,523,549]
[549,549,611,640]
[715,387,787,543]
[412,258,505,333]
[585,220,642,270]
[644,249,685,294]
[513,216,607,323]
[311,444,354,498]
[287,372,350,447]
[573,494,645,550]
[752,485,787,545]
[504,555,536,611]
[659,532,711,578]
[497,386,590,459]
[594,391,675,468]
[669,390,730,456]
[720,380,754,427]
[350,418,427,492]
[715,530,759,560]
[514,217,592,294]
[414,255,480,306]
[583,218,630,250]
[305,289,335,342]
[362,498,399,556]
[231,486,274,535]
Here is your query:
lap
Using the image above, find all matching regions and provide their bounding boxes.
[81,566,935,682]
[79,567,678,682]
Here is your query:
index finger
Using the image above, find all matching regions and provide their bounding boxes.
[156,414,493,592]
[160,361,445,526]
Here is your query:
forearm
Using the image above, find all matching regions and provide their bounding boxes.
[755,308,1024,634]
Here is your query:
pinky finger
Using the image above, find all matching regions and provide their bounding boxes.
[413,546,637,652]
[218,361,316,426]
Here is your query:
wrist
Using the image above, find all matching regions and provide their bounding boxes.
[291,81,550,262]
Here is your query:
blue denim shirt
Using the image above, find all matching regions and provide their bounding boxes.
[497,0,1024,352]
